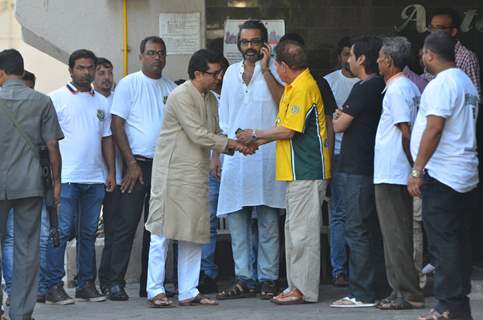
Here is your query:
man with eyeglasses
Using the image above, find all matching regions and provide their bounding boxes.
[108,36,176,301]
[215,19,286,301]
[423,8,480,97]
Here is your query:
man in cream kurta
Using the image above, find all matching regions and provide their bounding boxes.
[144,49,252,307]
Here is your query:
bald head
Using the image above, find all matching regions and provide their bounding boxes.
[275,40,308,70]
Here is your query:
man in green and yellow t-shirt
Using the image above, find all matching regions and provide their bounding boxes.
[237,39,331,305]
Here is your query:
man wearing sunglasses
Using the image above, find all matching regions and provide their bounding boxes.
[215,20,286,300]
[107,36,176,301]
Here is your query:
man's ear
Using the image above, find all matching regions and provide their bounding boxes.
[450,27,458,38]
[357,54,366,66]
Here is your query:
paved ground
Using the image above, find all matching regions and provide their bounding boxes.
[27,283,483,320]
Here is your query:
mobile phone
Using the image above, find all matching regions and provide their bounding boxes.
[235,128,243,135]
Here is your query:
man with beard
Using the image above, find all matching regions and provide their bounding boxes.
[46,49,116,304]
[216,20,286,300]
[108,36,177,300]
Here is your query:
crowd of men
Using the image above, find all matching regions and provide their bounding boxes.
[0,7,480,320]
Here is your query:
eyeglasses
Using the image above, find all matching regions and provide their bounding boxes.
[204,69,224,77]
[428,25,453,31]
[145,50,166,57]
[239,38,263,46]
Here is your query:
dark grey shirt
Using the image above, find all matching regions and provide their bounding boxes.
[0,80,64,200]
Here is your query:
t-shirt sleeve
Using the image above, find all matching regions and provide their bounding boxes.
[341,83,366,118]
[279,89,314,133]
[101,98,112,137]
[41,97,64,143]
[387,89,412,125]
[317,76,337,116]
[425,78,455,119]
[110,79,132,119]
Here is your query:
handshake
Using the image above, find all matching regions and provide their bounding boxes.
[226,128,259,156]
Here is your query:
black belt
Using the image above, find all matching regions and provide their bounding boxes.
[134,155,153,162]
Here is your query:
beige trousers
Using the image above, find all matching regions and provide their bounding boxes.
[285,179,327,302]
[413,197,427,289]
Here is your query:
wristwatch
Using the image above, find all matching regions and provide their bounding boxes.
[251,129,257,142]
[410,167,423,178]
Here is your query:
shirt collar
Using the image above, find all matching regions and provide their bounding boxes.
[2,79,26,88]
[286,68,310,90]
[66,82,95,96]
[382,72,404,93]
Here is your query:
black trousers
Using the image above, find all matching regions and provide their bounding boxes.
[422,173,475,320]
[108,160,152,296]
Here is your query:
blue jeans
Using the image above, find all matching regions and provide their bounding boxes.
[339,173,387,302]
[200,173,220,279]
[227,206,279,287]
[329,155,348,277]
[46,183,105,289]
[2,206,50,296]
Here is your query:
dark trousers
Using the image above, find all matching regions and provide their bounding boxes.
[339,173,388,302]
[0,197,42,320]
[109,160,152,296]
[375,184,423,303]
[98,186,121,287]
[422,174,474,319]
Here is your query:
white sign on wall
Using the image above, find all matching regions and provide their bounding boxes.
[159,12,201,55]
[223,19,285,64]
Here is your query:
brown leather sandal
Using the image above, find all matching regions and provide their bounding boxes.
[418,309,450,320]
[178,294,218,306]
[148,293,174,308]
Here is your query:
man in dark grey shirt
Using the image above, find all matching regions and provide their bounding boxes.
[0,49,63,320]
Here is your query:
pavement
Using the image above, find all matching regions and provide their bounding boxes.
[27,283,483,320]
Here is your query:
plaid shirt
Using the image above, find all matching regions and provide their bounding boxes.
[423,41,481,97]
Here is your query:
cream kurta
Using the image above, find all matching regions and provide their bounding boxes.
[145,81,228,244]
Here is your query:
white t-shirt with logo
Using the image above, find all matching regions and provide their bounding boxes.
[110,71,176,158]
[50,85,111,184]
[374,76,419,185]
[411,68,479,193]
[324,69,360,155]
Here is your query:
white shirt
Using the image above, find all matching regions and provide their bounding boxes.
[411,68,479,193]
[110,71,176,158]
[374,75,419,185]
[324,69,359,155]
[50,84,111,184]
[217,60,286,215]
[96,90,124,185]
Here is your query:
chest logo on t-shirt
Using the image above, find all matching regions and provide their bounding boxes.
[163,95,168,104]
[291,105,300,114]
[97,109,105,121]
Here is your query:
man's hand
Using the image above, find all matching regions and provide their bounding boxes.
[333,108,343,120]
[407,176,423,198]
[236,129,255,145]
[260,44,272,72]
[210,153,222,179]
[227,139,256,156]
[53,180,61,206]
[105,173,116,193]
[121,161,144,193]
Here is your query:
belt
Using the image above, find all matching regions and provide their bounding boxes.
[133,155,153,162]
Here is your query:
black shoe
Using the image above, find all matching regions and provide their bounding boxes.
[46,284,75,305]
[75,281,106,302]
[333,273,349,287]
[259,281,278,300]
[108,284,129,301]
[100,283,111,296]
[198,273,218,294]
[37,294,46,303]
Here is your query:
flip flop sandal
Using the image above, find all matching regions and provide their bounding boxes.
[260,281,278,300]
[216,281,257,300]
[418,309,450,320]
[148,293,175,308]
[377,297,415,310]
[270,293,307,305]
[330,296,376,308]
[178,294,218,306]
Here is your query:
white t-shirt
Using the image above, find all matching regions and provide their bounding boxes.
[374,76,419,185]
[411,68,479,193]
[110,71,176,158]
[324,69,359,155]
[50,84,111,184]
[217,59,286,215]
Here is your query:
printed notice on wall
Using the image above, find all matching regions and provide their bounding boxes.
[159,13,201,55]
[224,19,285,64]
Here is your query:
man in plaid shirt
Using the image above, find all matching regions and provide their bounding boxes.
[423,8,481,97]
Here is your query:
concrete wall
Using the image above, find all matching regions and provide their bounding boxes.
[15,0,205,82]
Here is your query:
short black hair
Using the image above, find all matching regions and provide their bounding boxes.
[22,70,36,86]
[352,36,382,74]
[431,8,461,29]
[424,30,456,63]
[188,49,222,80]
[96,57,113,69]
[140,36,166,54]
[0,49,24,76]
[68,49,97,69]
[275,40,308,70]
[337,36,353,55]
[279,33,305,46]
[237,20,268,44]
